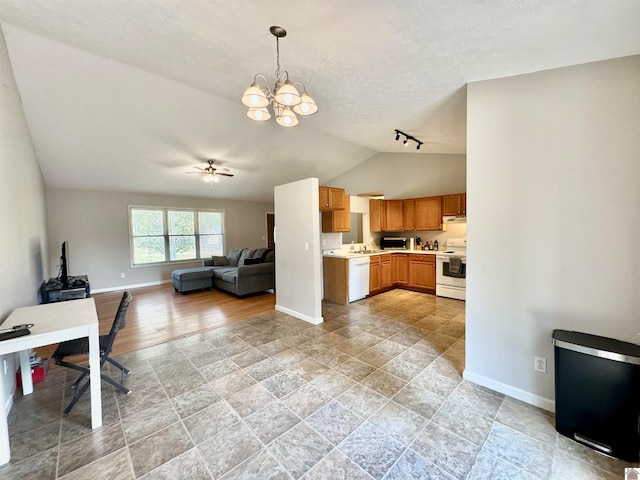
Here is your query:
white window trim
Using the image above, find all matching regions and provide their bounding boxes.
[128,205,225,267]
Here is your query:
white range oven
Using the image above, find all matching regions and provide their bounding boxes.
[436,238,467,300]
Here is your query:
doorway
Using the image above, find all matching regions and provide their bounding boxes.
[266,213,275,248]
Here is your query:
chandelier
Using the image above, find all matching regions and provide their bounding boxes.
[241,26,318,127]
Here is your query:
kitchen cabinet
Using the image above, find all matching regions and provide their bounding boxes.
[323,257,349,305]
[442,193,466,216]
[403,199,415,231]
[319,186,345,211]
[322,195,350,233]
[385,200,404,232]
[369,254,392,294]
[391,253,408,286]
[408,254,436,292]
[414,196,443,231]
[369,199,386,232]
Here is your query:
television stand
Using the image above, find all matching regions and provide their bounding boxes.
[41,275,90,303]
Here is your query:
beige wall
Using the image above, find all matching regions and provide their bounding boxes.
[274,178,323,324]
[466,55,640,410]
[46,188,274,290]
[327,152,466,200]
[0,25,48,411]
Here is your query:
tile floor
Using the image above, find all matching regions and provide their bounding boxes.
[2,290,637,479]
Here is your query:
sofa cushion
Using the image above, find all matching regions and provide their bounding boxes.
[172,267,213,281]
[212,267,237,281]
[211,255,229,266]
[227,249,243,267]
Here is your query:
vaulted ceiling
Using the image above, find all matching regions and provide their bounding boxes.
[1,1,639,202]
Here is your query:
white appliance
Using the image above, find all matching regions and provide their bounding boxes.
[349,256,370,302]
[436,238,467,300]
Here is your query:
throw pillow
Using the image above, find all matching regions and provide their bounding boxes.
[243,258,261,265]
[211,256,229,266]
[227,249,243,267]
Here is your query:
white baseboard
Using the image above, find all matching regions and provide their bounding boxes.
[275,305,323,325]
[91,279,171,294]
[463,369,555,413]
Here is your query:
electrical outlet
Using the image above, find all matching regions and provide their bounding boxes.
[120,273,125,279]
[534,356,547,373]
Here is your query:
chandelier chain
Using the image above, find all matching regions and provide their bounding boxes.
[275,37,281,82]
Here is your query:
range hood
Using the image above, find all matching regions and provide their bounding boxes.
[443,215,467,224]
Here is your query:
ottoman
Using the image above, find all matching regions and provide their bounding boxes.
[171,267,213,293]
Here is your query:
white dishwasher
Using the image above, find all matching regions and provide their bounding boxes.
[348,256,370,302]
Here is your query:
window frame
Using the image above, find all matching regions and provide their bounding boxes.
[128,206,225,267]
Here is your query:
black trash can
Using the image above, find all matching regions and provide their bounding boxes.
[552,329,640,462]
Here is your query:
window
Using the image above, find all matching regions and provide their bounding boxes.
[129,207,224,266]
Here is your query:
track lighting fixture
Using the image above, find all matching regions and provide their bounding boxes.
[394,129,424,151]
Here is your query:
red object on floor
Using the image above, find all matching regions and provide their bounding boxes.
[16,358,49,388]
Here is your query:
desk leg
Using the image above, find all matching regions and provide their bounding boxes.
[19,350,33,395]
[88,324,102,429]
[0,366,9,464]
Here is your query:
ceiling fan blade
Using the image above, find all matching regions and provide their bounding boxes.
[185,171,205,174]
[216,173,234,177]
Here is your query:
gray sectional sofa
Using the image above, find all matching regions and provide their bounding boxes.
[171,247,275,296]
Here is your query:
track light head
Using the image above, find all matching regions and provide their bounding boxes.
[416,142,422,150]
[395,132,400,141]
[403,138,409,146]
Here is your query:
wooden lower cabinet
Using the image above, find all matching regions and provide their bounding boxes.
[391,254,408,286]
[369,254,392,295]
[368,253,439,298]
[323,257,349,305]
[408,254,436,292]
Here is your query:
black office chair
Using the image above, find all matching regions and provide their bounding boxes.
[53,290,133,414]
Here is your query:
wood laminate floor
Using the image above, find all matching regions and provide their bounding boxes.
[37,284,276,361]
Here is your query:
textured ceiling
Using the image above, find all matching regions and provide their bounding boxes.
[0,0,639,202]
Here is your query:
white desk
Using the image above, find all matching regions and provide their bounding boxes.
[0,298,101,465]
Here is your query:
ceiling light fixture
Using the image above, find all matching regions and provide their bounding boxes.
[394,129,424,151]
[242,26,318,127]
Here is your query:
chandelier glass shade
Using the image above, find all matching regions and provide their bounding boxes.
[242,26,317,127]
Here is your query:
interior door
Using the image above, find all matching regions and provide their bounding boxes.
[266,213,275,248]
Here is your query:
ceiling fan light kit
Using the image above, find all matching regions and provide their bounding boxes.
[394,129,423,150]
[242,26,318,127]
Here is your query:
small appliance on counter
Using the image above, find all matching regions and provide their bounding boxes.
[380,237,408,250]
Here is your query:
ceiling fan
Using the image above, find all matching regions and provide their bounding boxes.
[186,160,234,189]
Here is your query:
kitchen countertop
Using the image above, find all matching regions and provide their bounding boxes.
[322,249,460,259]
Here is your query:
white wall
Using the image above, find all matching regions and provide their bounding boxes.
[328,152,466,200]
[274,178,323,324]
[46,188,274,290]
[466,55,640,410]
[0,25,48,414]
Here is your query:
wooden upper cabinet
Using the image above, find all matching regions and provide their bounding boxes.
[322,195,350,233]
[319,186,345,211]
[415,196,443,231]
[403,199,415,231]
[442,193,466,216]
[385,200,404,232]
[369,199,386,232]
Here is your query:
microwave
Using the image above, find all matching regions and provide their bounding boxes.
[380,237,408,250]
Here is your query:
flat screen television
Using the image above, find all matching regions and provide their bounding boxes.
[60,241,69,286]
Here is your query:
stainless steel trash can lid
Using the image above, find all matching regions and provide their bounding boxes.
[552,329,640,365]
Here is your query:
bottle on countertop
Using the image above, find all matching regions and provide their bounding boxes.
[434,240,439,251]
